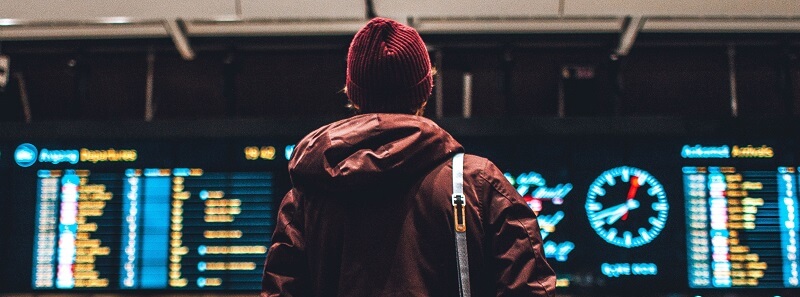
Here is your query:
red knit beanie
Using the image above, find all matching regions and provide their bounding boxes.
[346,17,433,113]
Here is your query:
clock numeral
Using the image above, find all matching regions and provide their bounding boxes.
[636,173,649,185]
[647,185,664,196]
[586,202,603,211]
[651,202,669,211]
[624,231,633,246]
[592,219,605,228]
[649,217,665,229]
[639,228,652,242]
[591,186,606,196]
[606,228,618,241]
[603,174,616,186]
[621,168,630,182]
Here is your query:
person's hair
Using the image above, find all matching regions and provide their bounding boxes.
[346,99,426,116]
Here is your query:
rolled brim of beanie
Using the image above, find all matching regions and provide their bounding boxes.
[347,73,432,113]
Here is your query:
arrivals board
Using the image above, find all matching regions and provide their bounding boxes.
[459,135,800,295]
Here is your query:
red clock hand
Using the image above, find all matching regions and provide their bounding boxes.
[622,176,639,221]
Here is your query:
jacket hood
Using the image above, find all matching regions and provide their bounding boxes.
[289,113,463,193]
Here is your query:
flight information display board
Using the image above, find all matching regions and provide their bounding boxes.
[682,148,800,288]
[32,169,273,289]
[0,140,291,292]
[1,121,799,296]
[465,137,800,295]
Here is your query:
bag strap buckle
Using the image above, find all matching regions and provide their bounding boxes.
[452,193,466,232]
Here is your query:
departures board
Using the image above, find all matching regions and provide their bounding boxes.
[1,119,799,296]
[0,138,293,292]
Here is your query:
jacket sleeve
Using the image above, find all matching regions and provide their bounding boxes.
[481,161,557,297]
[261,189,309,297]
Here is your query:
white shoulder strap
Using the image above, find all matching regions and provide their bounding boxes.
[452,153,471,297]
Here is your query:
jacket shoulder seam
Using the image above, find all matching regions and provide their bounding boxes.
[477,163,554,297]
[470,155,488,231]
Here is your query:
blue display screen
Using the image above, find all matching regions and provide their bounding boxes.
[684,166,799,288]
[3,140,290,291]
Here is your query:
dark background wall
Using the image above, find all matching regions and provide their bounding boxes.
[0,33,798,122]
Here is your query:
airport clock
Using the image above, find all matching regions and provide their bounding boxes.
[585,166,669,248]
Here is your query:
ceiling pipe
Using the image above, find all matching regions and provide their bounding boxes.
[164,18,195,61]
[615,16,644,56]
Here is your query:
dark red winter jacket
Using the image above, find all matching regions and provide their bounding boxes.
[262,113,556,296]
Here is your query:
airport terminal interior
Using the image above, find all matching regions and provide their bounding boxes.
[1,1,800,296]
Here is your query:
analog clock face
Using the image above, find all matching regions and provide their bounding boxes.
[585,166,669,248]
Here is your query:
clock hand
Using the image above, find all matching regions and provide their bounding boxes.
[606,199,640,225]
[593,203,629,221]
[605,208,627,225]
[622,175,640,221]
